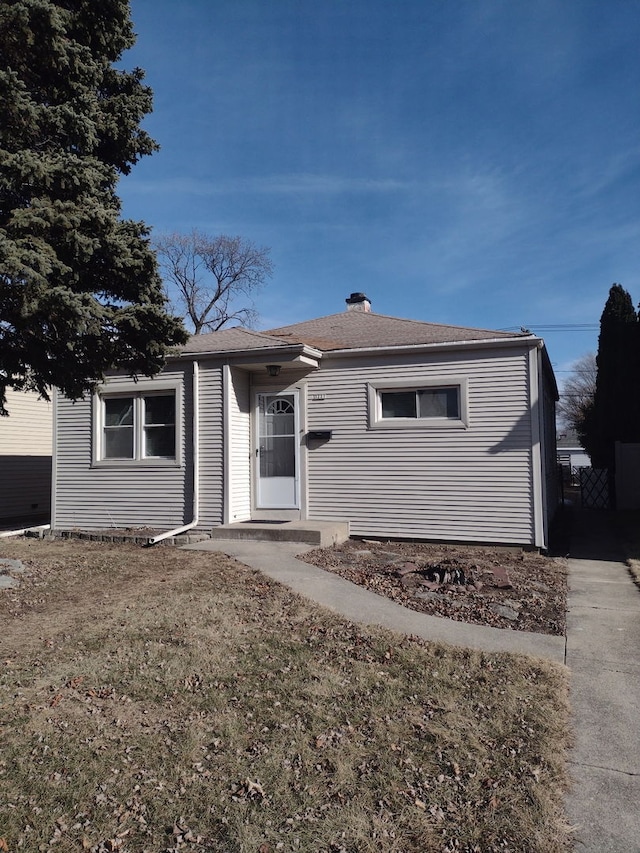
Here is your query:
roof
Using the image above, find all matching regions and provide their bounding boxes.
[557,430,587,449]
[178,310,533,358]
[181,327,299,355]
[263,310,530,351]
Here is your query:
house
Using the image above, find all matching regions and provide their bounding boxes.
[51,293,558,548]
[1,389,52,527]
[556,429,591,493]
[556,429,591,473]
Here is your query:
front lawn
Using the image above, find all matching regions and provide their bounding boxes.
[0,539,572,852]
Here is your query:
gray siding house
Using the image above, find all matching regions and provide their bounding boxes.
[52,294,558,548]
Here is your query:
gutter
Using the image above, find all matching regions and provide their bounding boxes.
[313,335,542,358]
[146,360,200,546]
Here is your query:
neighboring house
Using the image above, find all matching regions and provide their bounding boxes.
[52,293,558,548]
[556,430,591,471]
[1,389,52,527]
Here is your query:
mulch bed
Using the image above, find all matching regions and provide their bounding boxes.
[303,539,567,635]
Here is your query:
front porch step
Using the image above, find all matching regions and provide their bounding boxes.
[209,520,349,547]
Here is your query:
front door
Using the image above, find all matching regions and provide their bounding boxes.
[256,392,299,509]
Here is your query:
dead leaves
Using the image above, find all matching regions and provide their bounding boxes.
[244,778,266,799]
[169,817,205,846]
[230,777,267,802]
[47,678,116,709]
[314,725,353,749]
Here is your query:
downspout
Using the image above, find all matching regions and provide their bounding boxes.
[147,360,200,546]
[0,524,50,539]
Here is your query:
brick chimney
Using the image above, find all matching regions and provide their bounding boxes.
[345,292,372,312]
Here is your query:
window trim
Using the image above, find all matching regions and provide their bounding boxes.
[367,377,469,429]
[92,379,183,468]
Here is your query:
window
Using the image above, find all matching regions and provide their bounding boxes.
[94,383,181,465]
[143,394,176,458]
[368,378,468,429]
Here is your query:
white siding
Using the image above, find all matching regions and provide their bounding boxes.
[53,368,191,530]
[197,362,224,528]
[229,368,251,521]
[303,346,536,545]
[0,390,52,523]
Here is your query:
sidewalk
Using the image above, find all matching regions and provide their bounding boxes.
[564,509,640,852]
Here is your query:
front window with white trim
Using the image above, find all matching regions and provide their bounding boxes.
[369,378,468,428]
[94,382,181,465]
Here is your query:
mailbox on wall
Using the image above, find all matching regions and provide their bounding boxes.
[306,430,332,442]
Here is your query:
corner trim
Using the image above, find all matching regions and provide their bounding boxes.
[222,364,232,525]
[529,347,545,549]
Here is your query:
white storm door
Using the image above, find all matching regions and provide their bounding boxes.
[256,392,299,509]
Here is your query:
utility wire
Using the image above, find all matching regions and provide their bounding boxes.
[499,324,598,332]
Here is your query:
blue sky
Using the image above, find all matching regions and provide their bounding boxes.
[119,0,640,383]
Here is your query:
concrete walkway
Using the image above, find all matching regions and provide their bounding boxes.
[564,510,640,852]
[184,538,566,659]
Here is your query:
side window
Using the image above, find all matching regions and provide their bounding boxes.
[369,379,468,429]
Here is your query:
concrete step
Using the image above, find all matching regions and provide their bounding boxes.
[209,520,349,547]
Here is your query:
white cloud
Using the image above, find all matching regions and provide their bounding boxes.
[124,173,411,198]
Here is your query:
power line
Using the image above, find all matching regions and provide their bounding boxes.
[499,324,598,332]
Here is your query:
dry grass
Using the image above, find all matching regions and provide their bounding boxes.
[0,539,572,852]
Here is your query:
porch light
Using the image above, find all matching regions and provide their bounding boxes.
[266,364,281,377]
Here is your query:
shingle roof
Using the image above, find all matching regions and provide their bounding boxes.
[181,327,299,354]
[263,311,528,351]
[177,311,531,358]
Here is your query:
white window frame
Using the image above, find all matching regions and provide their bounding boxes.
[367,377,469,429]
[92,379,182,467]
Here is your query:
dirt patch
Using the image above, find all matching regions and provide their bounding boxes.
[303,540,567,635]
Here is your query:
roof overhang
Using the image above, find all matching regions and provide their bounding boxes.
[173,343,322,373]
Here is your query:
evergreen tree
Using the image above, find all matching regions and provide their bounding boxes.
[581,284,639,468]
[0,0,187,415]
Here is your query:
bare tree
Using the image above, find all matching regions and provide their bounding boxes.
[557,352,597,433]
[154,231,274,334]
